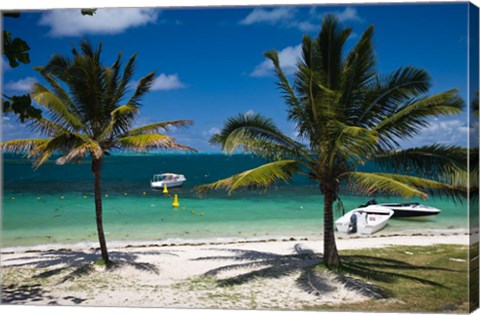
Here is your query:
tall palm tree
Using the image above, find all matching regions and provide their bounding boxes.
[197,15,466,267]
[1,41,195,264]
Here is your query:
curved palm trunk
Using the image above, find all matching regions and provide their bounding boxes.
[322,185,341,267]
[92,158,110,264]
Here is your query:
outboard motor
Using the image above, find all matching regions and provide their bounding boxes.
[348,213,358,233]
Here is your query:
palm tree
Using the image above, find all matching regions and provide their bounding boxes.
[197,15,466,267]
[1,41,195,264]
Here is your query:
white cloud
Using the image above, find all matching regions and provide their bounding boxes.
[150,74,186,91]
[240,7,296,26]
[4,77,37,92]
[39,8,159,37]
[399,119,469,148]
[334,7,363,23]
[240,6,362,32]
[250,44,301,77]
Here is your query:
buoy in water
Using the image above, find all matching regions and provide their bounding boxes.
[191,210,196,215]
[163,184,168,194]
[11,197,15,200]
[124,192,128,196]
[105,194,109,198]
[172,194,180,207]
[200,212,205,217]
[60,196,64,199]
[143,192,147,196]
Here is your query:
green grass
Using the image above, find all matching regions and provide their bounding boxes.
[305,244,470,313]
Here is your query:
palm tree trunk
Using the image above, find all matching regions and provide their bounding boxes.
[323,184,341,267]
[92,157,110,264]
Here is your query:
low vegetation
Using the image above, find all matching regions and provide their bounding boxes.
[306,244,470,313]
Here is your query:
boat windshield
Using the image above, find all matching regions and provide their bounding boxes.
[152,174,177,182]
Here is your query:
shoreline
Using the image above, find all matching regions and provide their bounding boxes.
[1,228,472,254]
[1,230,472,309]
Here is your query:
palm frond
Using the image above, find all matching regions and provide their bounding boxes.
[317,14,352,90]
[341,171,463,200]
[340,24,375,111]
[264,50,301,112]
[117,134,196,152]
[374,89,464,146]
[372,144,468,182]
[127,120,193,136]
[31,82,84,131]
[196,160,299,195]
[56,140,102,165]
[99,104,139,140]
[211,112,302,157]
[127,72,156,108]
[329,120,378,161]
[1,139,49,154]
[354,67,432,127]
[28,118,70,137]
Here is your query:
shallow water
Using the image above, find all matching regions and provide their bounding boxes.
[2,153,468,247]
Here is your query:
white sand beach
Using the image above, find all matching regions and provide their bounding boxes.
[1,231,470,309]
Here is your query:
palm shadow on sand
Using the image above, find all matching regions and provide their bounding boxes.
[195,244,456,299]
[1,248,178,304]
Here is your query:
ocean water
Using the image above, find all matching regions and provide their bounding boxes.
[1,153,468,248]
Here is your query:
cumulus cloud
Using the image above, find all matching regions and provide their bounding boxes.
[250,44,301,77]
[4,77,37,92]
[240,7,296,26]
[240,6,362,31]
[150,74,186,91]
[129,73,186,91]
[334,7,363,23]
[39,8,159,37]
[399,119,469,148]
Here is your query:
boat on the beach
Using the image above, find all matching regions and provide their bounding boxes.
[150,173,187,189]
[335,206,394,235]
[359,199,442,218]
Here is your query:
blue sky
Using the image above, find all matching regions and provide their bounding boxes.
[2,3,473,152]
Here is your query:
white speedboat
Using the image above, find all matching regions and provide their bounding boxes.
[360,199,441,218]
[150,173,186,189]
[335,206,394,235]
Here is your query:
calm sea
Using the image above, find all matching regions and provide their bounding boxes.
[1,153,468,248]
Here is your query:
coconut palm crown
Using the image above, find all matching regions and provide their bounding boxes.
[197,15,467,267]
[1,41,196,264]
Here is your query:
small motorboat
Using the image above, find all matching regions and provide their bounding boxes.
[335,206,394,235]
[150,173,186,189]
[360,199,441,218]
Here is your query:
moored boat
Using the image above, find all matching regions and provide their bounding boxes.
[359,199,441,218]
[150,173,186,189]
[335,205,394,235]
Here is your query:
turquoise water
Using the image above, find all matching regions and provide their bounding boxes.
[2,154,468,248]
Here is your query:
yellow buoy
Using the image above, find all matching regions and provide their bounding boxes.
[60,196,64,199]
[143,192,147,196]
[172,194,180,207]
[11,197,15,200]
[200,212,205,217]
[105,194,109,198]
[163,184,168,194]
[191,210,196,215]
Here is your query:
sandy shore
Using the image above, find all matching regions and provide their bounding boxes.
[0,231,471,309]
